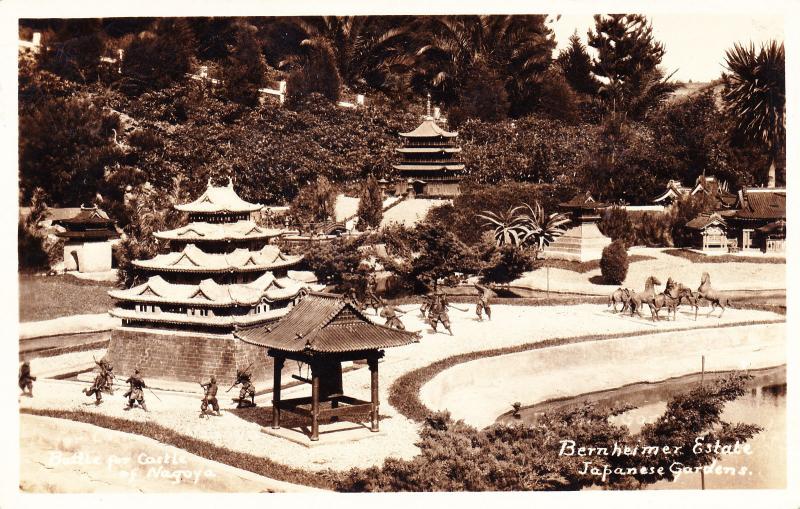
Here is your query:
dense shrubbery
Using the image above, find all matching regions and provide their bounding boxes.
[334,373,760,491]
[598,206,636,247]
[480,243,538,284]
[600,239,629,284]
[355,176,383,231]
[300,237,368,290]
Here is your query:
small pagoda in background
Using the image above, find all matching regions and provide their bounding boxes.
[55,205,119,273]
[543,192,612,262]
[393,97,464,198]
[105,179,322,385]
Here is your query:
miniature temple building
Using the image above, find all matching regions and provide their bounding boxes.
[543,192,612,262]
[105,179,322,384]
[393,116,464,198]
[685,212,728,252]
[54,205,120,273]
[729,187,786,252]
[236,292,419,441]
[653,175,737,209]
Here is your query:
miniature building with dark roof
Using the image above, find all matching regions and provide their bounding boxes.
[104,179,323,385]
[543,192,612,262]
[55,205,120,273]
[237,292,419,441]
[729,187,786,253]
[393,115,464,198]
[685,212,728,251]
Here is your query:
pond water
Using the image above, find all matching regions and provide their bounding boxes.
[498,366,786,490]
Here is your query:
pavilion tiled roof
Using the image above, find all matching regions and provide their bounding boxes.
[153,220,282,242]
[685,212,727,230]
[756,220,786,235]
[399,117,458,138]
[54,206,115,227]
[559,192,610,210]
[109,273,323,307]
[734,189,786,220]
[133,244,302,273]
[175,179,263,214]
[236,292,420,353]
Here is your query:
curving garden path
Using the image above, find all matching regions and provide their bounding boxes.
[20,303,785,476]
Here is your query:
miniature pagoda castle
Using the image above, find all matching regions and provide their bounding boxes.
[543,192,612,262]
[55,205,120,273]
[393,98,464,198]
[105,179,322,385]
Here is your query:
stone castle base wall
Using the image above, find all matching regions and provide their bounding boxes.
[63,240,113,273]
[543,222,612,262]
[105,327,272,386]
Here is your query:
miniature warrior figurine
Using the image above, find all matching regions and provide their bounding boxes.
[83,371,106,405]
[428,289,453,336]
[19,361,35,397]
[123,369,148,411]
[95,359,115,393]
[363,274,382,314]
[231,369,256,408]
[379,299,406,330]
[200,376,221,416]
[343,286,363,310]
[475,283,493,321]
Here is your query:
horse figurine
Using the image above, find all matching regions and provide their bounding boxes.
[662,277,700,321]
[633,276,662,321]
[621,288,642,317]
[608,287,627,313]
[697,272,731,318]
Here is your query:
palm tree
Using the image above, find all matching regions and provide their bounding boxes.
[723,41,785,187]
[516,202,571,252]
[278,16,415,94]
[414,15,555,108]
[477,206,530,247]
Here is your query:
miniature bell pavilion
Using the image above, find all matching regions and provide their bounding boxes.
[54,205,119,273]
[393,104,464,198]
[105,179,322,384]
[543,192,612,262]
[236,292,419,441]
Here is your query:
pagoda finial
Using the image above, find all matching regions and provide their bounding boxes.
[426,92,431,118]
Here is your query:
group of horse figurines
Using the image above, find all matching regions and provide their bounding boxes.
[608,272,731,321]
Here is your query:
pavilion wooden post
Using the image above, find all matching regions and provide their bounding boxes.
[311,365,320,441]
[271,356,284,429]
[368,356,380,432]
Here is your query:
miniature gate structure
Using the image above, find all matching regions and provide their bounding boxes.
[235,292,419,441]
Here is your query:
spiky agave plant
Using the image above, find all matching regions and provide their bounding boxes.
[516,202,571,252]
[476,206,529,247]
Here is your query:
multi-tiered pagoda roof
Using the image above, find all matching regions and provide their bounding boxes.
[133,244,302,273]
[393,117,465,174]
[110,180,319,333]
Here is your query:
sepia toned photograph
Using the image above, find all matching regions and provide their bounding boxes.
[6,2,795,503]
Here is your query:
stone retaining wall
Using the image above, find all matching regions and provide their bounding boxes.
[105,327,272,386]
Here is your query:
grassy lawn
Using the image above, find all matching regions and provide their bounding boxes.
[662,248,786,264]
[538,254,655,274]
[19,273,116,322]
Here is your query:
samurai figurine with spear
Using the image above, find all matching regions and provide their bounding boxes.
[227,362,256,408]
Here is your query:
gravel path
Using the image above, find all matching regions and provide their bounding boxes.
[515,247,785,295]
[19,304,784,473]
[20,414,320,493]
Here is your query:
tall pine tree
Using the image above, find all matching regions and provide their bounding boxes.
[557,32,598,95]
[587,14,675,120]
[356,175,383,231]
[223,21,269,106]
